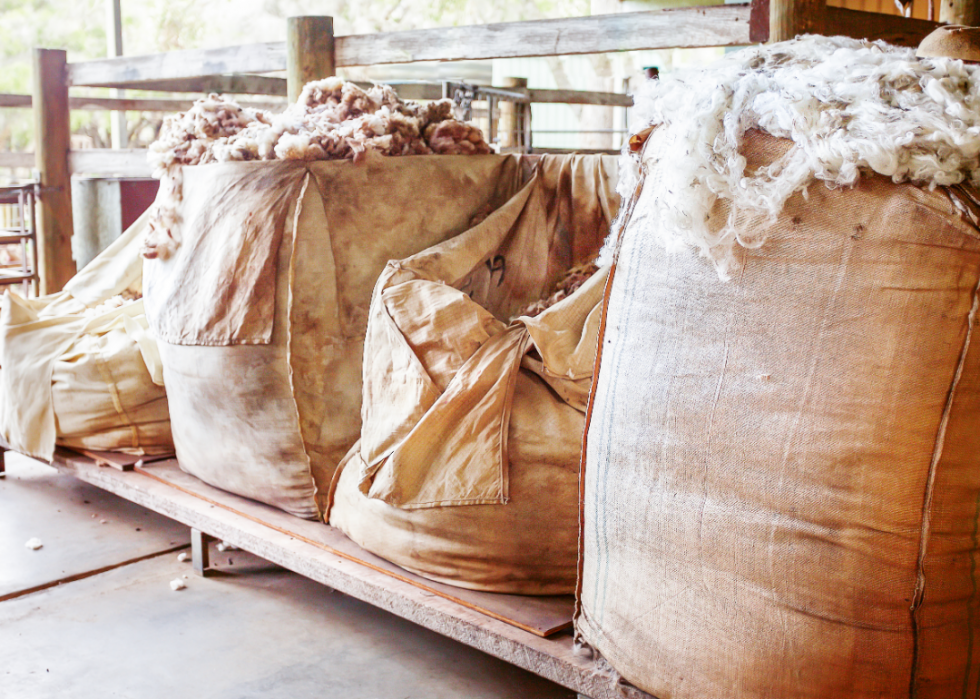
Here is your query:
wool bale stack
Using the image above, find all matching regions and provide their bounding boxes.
[578,36,980,698]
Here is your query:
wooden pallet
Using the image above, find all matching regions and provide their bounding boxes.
[6,445,652,699]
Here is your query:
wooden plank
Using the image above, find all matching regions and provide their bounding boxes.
[826,7,941,46]
[287,16,336,103]
[4,85,627,111]
[77,75,288,96]
[500,78,528,151]
[769,0,825,43]
[0,152,35,168]
[531,147,620,155]
[33,48,75,295]
[528,89,631,108]
[70,149,152,177]
[0,94,32,108]
[751,0,771,43]
[135,459,575,638]
[940,0,980,24]
[68,42,286,89]
[74,449,176,471]
[0,93,285,112]
[335,6,753,66]
[41,450,648,698]
[66,8,752,90]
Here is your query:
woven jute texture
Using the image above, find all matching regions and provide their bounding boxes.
[577,130,980,698]
[329,155,618,594]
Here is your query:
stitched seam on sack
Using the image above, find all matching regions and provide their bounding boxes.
[592,203,647,625]
[912,268,980,699]
[575,175,645,618]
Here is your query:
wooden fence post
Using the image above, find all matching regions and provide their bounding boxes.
[769,0,825,43]
[499,77,529,153]
[940,0,980,25]
[32,48,75,295]
[287,16,336,105]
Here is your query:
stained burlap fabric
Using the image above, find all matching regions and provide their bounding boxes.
[577,129,980,698]
[0,209,171,460]
[328,155,618,593]
[144,155,527,519]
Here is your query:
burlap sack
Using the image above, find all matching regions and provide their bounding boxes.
[144,155,527,520]
[577,130,980,698]
[0,209,171,460]
[328,155,618,594]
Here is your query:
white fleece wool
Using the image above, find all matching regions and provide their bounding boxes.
[143,80,492,259]
[604,35,980,276]
[147,80,490,179]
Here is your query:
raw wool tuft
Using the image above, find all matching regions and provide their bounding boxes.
[603,35,980,276]
[515,261,601,319]
[144,80,493,259]
[146,80,491,175]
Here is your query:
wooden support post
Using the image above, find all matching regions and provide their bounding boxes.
[32,49,75,295]
[191,528,215,577]
[0,448,6,478]
[499,77,529,152]
[105,0,127,150]
[940,0,980,25]
[769,0,825,43]
[287,16,335,105]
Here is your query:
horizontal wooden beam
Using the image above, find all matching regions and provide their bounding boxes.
[825,7,940,47]
[336,6,752,65]
[75,75,289,96]
[0,93,284,112]
[68,42,286,88]
[70,149,152,176]
[528,89,631,107]
[0,152,34,169]
[0,94,32,109]
[67,7,753,88]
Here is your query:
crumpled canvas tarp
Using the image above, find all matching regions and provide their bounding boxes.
[328,154,618,594]
[0,209,171,460]
[577,129,980,698]
[144,154,528,520]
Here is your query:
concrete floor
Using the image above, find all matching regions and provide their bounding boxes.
[1,453,574,699]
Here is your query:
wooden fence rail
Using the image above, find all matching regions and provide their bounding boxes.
[67,6,757,89]
[0,93,285,112]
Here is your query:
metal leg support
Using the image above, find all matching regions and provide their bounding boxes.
[191,528,216,577]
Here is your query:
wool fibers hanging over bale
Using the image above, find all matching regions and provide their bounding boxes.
[602,34,980,276]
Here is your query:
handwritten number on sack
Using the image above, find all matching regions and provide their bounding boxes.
[486,255,506,287]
